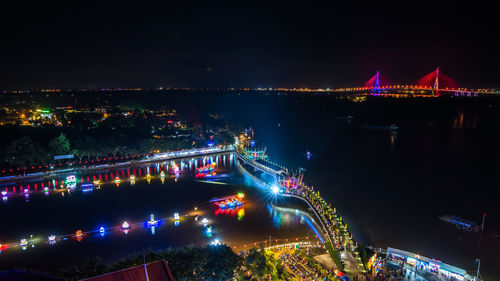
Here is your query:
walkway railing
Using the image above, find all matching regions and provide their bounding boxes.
[0,146,235,183]
[236,145,365,273]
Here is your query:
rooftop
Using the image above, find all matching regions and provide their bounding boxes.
[81,260,174,281]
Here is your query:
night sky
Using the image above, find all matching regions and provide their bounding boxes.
[1,1,499,89]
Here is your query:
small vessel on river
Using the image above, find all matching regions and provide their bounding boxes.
[439,215,478,231]
[360,124,399,131]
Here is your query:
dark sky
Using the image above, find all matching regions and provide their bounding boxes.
[1,1,499,89]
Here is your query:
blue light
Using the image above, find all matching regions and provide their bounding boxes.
[99,227,106,237]
[204,226,213,238]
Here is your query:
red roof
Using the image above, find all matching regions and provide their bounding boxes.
[81,260,175,281]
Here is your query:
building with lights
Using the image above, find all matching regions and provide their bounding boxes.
[386,248,475,281]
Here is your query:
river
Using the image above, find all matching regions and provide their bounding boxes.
[0,153,324,273]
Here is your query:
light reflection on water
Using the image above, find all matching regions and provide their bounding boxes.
[0,152,318,273]
[267,203,325,243]
[0,153,232,201]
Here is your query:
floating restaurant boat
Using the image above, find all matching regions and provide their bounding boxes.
[196,162,216,178]
[211,193,245,209]
[439,215,478,231]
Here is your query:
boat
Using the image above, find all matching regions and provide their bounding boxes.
[121,221,130,230]
[147,214,158,226]
[48,235,56,244]
[439,215,478,231]
[20,239,29,247]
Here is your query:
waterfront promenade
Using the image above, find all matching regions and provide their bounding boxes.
[235,144,366,275]
[0,146,234,184]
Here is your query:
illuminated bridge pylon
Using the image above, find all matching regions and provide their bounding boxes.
[433,67,439,93]
[417,67,458,96]
[364,71,380,92]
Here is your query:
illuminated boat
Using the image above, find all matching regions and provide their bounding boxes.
[201,218,208,225]
[114,177,121,184]
[48,235,56,244]
[20,239,29,247]
[147,214,158,226]
[75,230,83,238]
[1,191,7,197]
[80,183,95,192]
[174,213,180,221]
[195,163,217,178]
[160,171,165,178]
[130,175,135,181]
[214,198,243,209]
[121,221,130,230]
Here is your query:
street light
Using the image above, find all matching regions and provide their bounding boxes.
[271,185,280,194]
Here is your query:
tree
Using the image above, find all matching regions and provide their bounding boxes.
[326,242,344,270]
[4,136,46,167]
[74,137,99,160]
[65,245,240,281]
[245,246,267,280]
[48,133,71,156]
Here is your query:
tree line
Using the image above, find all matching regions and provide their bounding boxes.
[0,133,200,169]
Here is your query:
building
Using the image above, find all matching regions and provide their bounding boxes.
[81,260,175,281]
[386,248,474,281]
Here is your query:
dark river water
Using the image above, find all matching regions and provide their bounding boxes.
[0,154,322,273]
[2,92,500,280]
[210,93,500,280]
